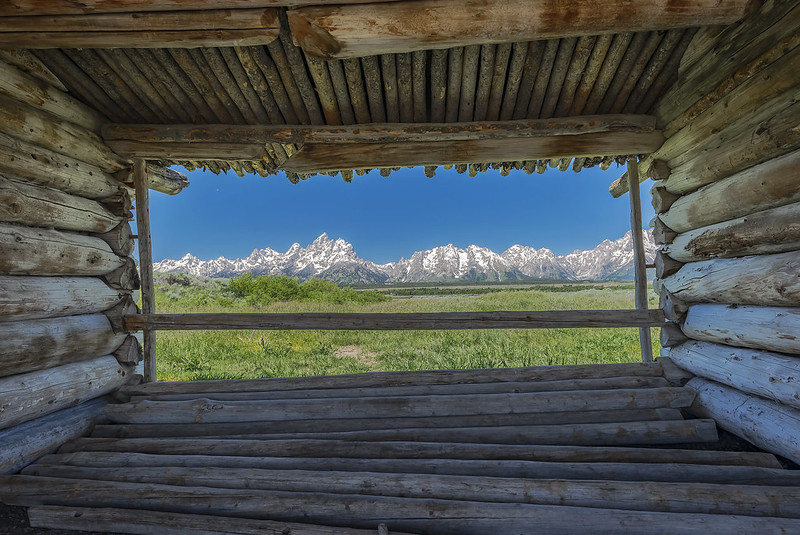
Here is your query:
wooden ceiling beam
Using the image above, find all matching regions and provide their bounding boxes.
[0,1,393,17]
[288,0,752,59]
[104,114,659,158]
[281,131,665,174]
[0,9,280,49]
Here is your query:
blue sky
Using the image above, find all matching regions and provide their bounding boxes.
[146,165,654,264]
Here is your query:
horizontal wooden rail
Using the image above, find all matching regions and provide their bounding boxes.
[124,310,667,332]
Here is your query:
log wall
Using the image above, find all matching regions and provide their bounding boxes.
[0,58,142,474]
[652,0,800,465]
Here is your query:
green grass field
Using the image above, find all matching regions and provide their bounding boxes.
[153,274,659,381]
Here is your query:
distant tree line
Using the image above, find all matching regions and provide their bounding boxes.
[228,274,389,304]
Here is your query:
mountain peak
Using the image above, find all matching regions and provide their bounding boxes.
[154,230,655,284]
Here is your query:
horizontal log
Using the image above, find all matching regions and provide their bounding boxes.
[0,314,126,377]
[112,335,142,366]
[128,376,670,402]
[24,465,800,519]
[104,387,696,424]
[661,149,800,233]
[59,437,780,467]
[27,506,406,535]
[124,309,667,332]
[102,257,139,291]
[0,175,121,233]
[688,377,800,465]
[681,303,800,356]
[288,0,749,59]
[666,339,800,411]
[203,419,719,447]
[660,250,800,306]
[123,361,665,397]
[281,132,665,173]
[0,29,280,49]
[0,59,103,131]
[93,222,134,257]
[93,408,683,438]
[37,451,794,484]
[0,397,106,474]
[0,49,66,91]
[0,222,124,276]
[115,164,189,196]
[5,476,800,534]
[103,114,657,147]
[0,275,125,322]
[0,9,278,32]
[663,98,800,195]
[0,132,126,200]
[664,201,800,262]
[0,0,400,16]
[0,356,132,430]
[0,93,124,171]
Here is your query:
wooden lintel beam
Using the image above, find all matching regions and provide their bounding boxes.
[104,114,656,149]
[0,29,279,50]
[288,0,752,59]
[124,310,667,332]
[0,1,397,17]
[282,131,664,174]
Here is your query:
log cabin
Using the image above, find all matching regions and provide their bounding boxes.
[0,0,799,532]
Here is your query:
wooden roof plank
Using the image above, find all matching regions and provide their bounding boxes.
[281,131,665,174]
[288,0,751,59]
[0,29,279,49]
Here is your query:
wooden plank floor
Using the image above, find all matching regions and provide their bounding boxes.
[3,361,800,534]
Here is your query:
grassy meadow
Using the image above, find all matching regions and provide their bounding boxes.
[152,274,659,381]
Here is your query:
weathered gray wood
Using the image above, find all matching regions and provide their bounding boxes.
[0,175,121,233]
[688,377,800,465]
[0,314,126,377]
[681,304,800,356]
[666,339,800,411]
[115,164,189,196]
[93,222,135,257]
[134,159,155,384]
[0,398,106,474]
[104,387,695,424]
[123,361,665,397]
[57,436,780,467]
[628,158,653,363]
[0,275,125,322]
[651,181,680,214]
[0,93,124,171]
[27,506,408,535]
[103,114,658,148]
[287,0,749,59]
[127,376,670,402]
[0,132,125,200]
[94,408,682,438]
[665,202,800,263]
[661,251,800,306]
[36,451,794,484]
[0,29,280,49]
[113,335,142,366]
[0,356,131,430]
[0,49,67,91]
[659,324,688,348]
[0,223,124,276]
[183,420,719,447]
[125,309,666,332]
[652,216,677,245]
[664,98,800,196]
[6,475,800,534]
[661,150,800,233]
[102,257,140,291]
[655,249,683,279]
[24,465,800,519]
[0,59,103,132]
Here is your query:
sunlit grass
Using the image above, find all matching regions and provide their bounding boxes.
[153,279,659,381]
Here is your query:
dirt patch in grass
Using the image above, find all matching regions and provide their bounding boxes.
[335,345,379,368]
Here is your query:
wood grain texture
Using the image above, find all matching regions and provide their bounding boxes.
[287,0,749,58]
[0,275,124,322]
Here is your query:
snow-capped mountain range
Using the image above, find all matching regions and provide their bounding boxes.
[154,231,656,284]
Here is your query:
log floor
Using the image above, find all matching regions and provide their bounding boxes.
[3,361,800,534]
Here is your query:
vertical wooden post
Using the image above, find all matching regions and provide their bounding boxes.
[133,158,156,382]
[627,158,653,363]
